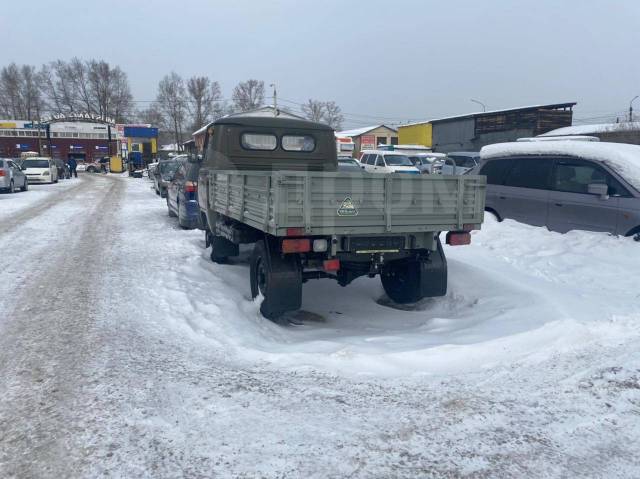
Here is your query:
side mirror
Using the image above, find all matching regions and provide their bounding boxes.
[587,183,609,199]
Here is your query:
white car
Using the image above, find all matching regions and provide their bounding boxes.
[358,150,420,175]
[437,152,480,175]
[21,157,59,184]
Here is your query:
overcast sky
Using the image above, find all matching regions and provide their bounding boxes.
[1,0,639,128]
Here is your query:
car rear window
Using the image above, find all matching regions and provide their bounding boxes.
[480,158,512,185]
[241,133,277,151]
[186,163,200,181]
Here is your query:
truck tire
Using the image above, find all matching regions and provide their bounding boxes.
[381,238,447,303]
[250,239,302,320]
[210,235,238,264]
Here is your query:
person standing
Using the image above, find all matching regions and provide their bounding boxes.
[67,157,78,178]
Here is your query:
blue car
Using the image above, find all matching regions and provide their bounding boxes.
[166,159,201,229]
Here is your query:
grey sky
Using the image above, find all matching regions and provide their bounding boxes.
[2,0,639,128]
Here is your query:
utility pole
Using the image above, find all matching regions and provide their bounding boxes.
[629,95,639,122]
[270,83,278,116]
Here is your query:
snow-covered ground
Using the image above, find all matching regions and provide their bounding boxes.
[1,174,639,478]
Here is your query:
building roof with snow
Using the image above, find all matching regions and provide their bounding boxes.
[337,125,398,137]
[540,121,640,137]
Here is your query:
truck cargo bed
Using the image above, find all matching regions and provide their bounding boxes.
[208,171,486,236]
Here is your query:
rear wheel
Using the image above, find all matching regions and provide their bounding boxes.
[250,239,302,320]
[21,179,28,191]
[209,234,238,264]
[381,238,447,303]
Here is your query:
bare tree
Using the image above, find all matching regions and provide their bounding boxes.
[187,76,224,132]
[323,101,344,130]
[157,72,187,149]
[20,65,45,120]
[232,79,264,112]
[302,99,326,123]
[0,64,23,118]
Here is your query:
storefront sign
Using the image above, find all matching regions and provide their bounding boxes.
[69,145,85,150]
[360,134,376,150]
[41,112,116,126]
[15,143,30,149]
[95,145,108,150]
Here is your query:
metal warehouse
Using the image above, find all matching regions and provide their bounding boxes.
[398,102,576,153]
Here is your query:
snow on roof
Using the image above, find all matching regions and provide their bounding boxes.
[399,102,577,127]
[539,121,640,137]
[337,124,398,137]
[481,141,640,192]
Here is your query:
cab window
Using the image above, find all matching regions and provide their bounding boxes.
[282,135,315,152]
[241,133,277,151]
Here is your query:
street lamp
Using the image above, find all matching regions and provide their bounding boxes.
[470,98,487,112]
[629,95,639,122]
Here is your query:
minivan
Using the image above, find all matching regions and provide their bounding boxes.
[21,157,59,184]
[473,141,640,239]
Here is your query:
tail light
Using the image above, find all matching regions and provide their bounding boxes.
[323,259,340,272]
[282,238,311,253]
[184,181,197,193]
[0,170,5,177]
[446,231,471,246]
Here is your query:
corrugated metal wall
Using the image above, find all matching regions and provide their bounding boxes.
[398,123,432,147]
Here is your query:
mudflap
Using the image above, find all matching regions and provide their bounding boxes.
[251,238,303,319]
[420,236,447,298]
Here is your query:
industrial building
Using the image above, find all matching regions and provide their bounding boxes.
[398,102,576,153]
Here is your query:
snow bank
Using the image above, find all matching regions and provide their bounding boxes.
[481,141,640,192]
[125,172,640,378]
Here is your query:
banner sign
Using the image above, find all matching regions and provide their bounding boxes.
[360,134,376,150]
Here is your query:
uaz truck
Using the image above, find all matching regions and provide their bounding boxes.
[196,116,486,319]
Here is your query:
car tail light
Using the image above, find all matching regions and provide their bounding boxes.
[0,170,4,177]
[323,259,340,272]
[185,181,197,193]
[286,227,306,237]
[282,238,311,253]
[446,231,471,246]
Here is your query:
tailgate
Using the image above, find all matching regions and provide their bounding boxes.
[273,172,486,236]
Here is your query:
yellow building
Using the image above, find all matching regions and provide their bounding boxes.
[398,122,432,148]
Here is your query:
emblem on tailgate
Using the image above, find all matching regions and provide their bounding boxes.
[337,196,358,217]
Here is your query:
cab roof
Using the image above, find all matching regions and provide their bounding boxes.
[212,116,333,131]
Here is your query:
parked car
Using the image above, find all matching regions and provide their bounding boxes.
[437,152,480,175]
[85,157,110,173]
[474,141,640,239]
[408,153,446,174]
[0,158,28,193]
[337,157,362,172]
[21,157,58,184]
[358,150,420,174]
[167,158,202,229]
[154,156,186,197]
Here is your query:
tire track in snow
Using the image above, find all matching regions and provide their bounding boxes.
[0,175,125,479]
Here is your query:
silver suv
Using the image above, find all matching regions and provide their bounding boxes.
[473,141,640,240]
